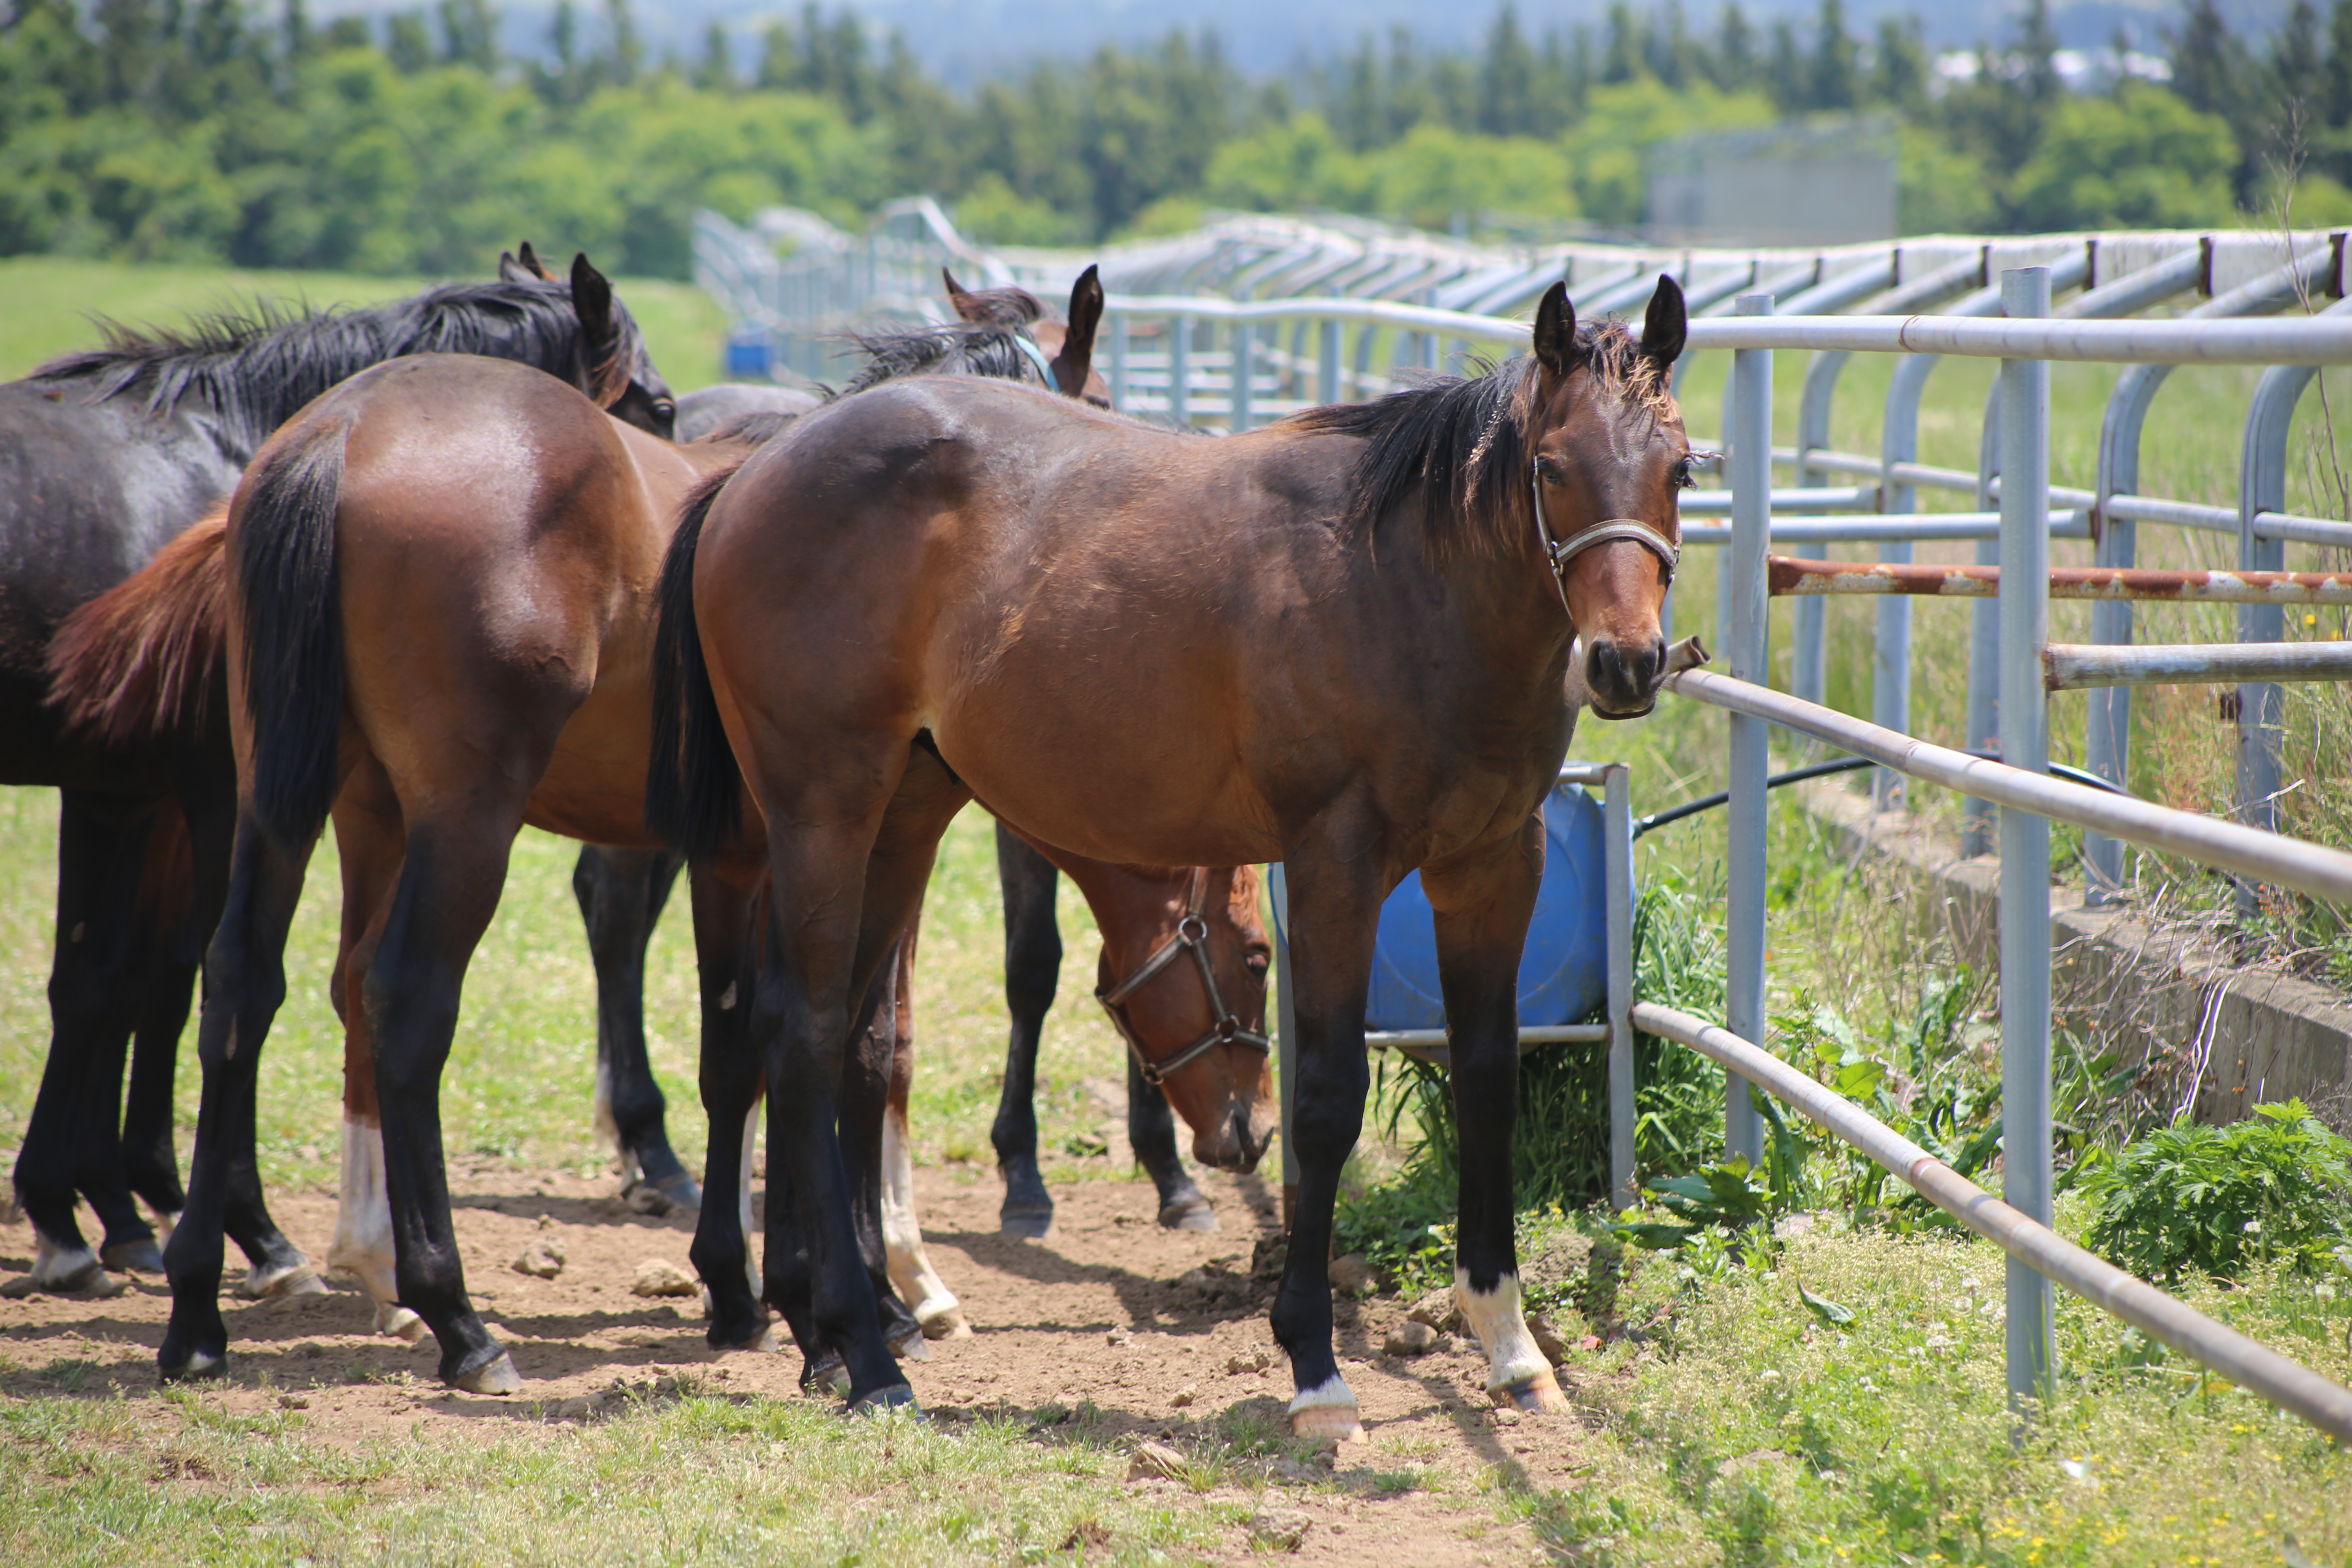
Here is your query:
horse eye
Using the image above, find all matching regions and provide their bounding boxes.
[1535,457,1562,486]
[654,399,676,419]
[1673,458,1695,490]
[1244,954,1270,981]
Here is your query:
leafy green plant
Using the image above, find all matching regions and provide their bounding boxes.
[2079,1101,2352,1283]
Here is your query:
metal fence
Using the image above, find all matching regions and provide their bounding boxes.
[698,203,2352,1434]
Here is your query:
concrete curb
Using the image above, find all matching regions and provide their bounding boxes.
[1798,780,2352,1129]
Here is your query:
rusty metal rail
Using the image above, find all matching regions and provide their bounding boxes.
[1765,556,2352,604]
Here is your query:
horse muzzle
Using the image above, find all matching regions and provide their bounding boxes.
[1193,1097,1275,1174]
[1585,634,1668,719]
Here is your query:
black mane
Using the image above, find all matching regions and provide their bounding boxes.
[1289,320,1667,559]
[31,280,641,452]
[837,321,1051,397]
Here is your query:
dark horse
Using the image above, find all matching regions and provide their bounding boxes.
[4,252,674,1295]
[650,280,1690,1430]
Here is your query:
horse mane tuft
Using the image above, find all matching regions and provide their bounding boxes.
[835,321,1051,396]
[29,279,648,450]
[48,506,232,748]
[1286,319,1675,561]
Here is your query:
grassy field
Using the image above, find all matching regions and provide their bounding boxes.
[5,261,2352,1562]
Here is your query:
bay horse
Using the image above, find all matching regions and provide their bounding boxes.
[650,279,1690,1431]
[104,274,1268,1391]
[4,250,674,1296]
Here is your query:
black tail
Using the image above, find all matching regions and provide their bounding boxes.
[234,417,350,853]
[646,465,746,860]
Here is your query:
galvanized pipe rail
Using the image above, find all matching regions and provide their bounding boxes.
[2046,639,2352,688]
[1664,663,2352,904]
[1633,1002,2352,1441]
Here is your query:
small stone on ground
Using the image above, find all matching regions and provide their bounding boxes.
[630,1258,697,1298]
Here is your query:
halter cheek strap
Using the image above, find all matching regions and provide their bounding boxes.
[1011,333,1061,391]
[1530,463,1682,619]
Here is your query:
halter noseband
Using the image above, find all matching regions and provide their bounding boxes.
[1095,868,1272,1088]
[1530,461,1682,619]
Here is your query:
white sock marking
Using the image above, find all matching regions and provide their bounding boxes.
[1455,1267,1552,1392]
[1286,1370,1359,1415]
[737,1105,759,1301]
[880,1102,960,1328]
[327,1117,419,1338]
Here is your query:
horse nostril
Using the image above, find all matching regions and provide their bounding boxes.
[1586,639,1621,690]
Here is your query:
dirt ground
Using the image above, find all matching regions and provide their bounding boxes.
[2,1158,1592,1563]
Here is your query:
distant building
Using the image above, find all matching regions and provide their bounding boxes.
[1645,117,1897,247]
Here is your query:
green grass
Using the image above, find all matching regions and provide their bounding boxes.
[0,256,732,392]
[0,1388,1241,1566]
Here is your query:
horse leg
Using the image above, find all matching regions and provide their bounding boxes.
[836,929,928,1359]
[684,855,773,1353]
[880,927,969,1340]
[1129,1052,1215,1230]
[764,924,927,1391]
[360,788,537,1392]
[1267,826,1387,1444]
[573,845,698,1211]
[16,789,163,1291]
[990,822,1059,1238]
[1425,818,1563,1414]
[158,807,313,1380]
[748,738,966,1410]
[323,773,427,1343]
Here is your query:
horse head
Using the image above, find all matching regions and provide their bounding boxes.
[1528,276,1689,719]
[943,265,1111,408]
[1093,864,1276,1174]
[568,251,677,441]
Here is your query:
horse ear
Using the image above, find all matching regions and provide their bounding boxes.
[1049,265,1104,398]
[570,253,624,404]
[519,241,554,281]
[1640,274,1687,369]
[497,250,531,283]
[1532,281,1579,386]
[944,267,987,322]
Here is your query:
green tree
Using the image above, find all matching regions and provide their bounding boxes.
[1871,15,1927,114]
[695,21,734,92]
[2328,0,2352,127]
[1809,0,1857,112]
[2009,81,2238,230]
[1477,4,1539,137]
[1710,2,1756,92]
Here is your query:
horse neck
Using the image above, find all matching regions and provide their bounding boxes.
[1378,502,1579,689]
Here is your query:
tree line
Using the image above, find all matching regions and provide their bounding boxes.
[0,0,2344,281]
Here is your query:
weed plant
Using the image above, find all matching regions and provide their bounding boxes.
[2078,1102,2352,1284]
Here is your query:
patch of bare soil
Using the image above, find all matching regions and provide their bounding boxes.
[2,1160,1593,1563]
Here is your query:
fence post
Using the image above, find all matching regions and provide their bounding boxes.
[1319,315,1342,405]
[1604,764,1637,1209]
[1725,293,1773,1168]
[1111,312,1130,411]
[1233,320,1254,432]
[1998,265,2055,1406]
[1170,316,1190,428]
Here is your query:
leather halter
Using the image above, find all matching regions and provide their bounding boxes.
[1010,332,1060,391]
[1530,461,1682,619]
[1095,868,1272,1088]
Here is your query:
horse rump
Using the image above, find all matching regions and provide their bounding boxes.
[233,416,351,853]
[645,462,746,861]
[47,505,232,749]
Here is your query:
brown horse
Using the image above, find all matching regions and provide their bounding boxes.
[651,279,1690,1432]
[86,281,1267,1392]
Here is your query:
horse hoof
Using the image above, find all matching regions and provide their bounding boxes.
[711,1318,778,1352]
[452,1351,522,1396]
[1288,1403,1365,1445]
[919,1309,973,1341]
[999,1209,1053,1241]
[802,1353,851,1399]
[650,1170,702,1212]
[160,1348,226,1383]
[891,1330,932,1362]
[247,1263,328,1300]
[850,1383,922,1418]
[1491,1369,1570,1413]
[380,1306,429,1344]
[1157,1202,1218,1232]
[101,1239,167,1275]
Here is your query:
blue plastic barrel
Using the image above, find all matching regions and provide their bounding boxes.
[1362,784,1618,1031]
[724,335,773,381]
